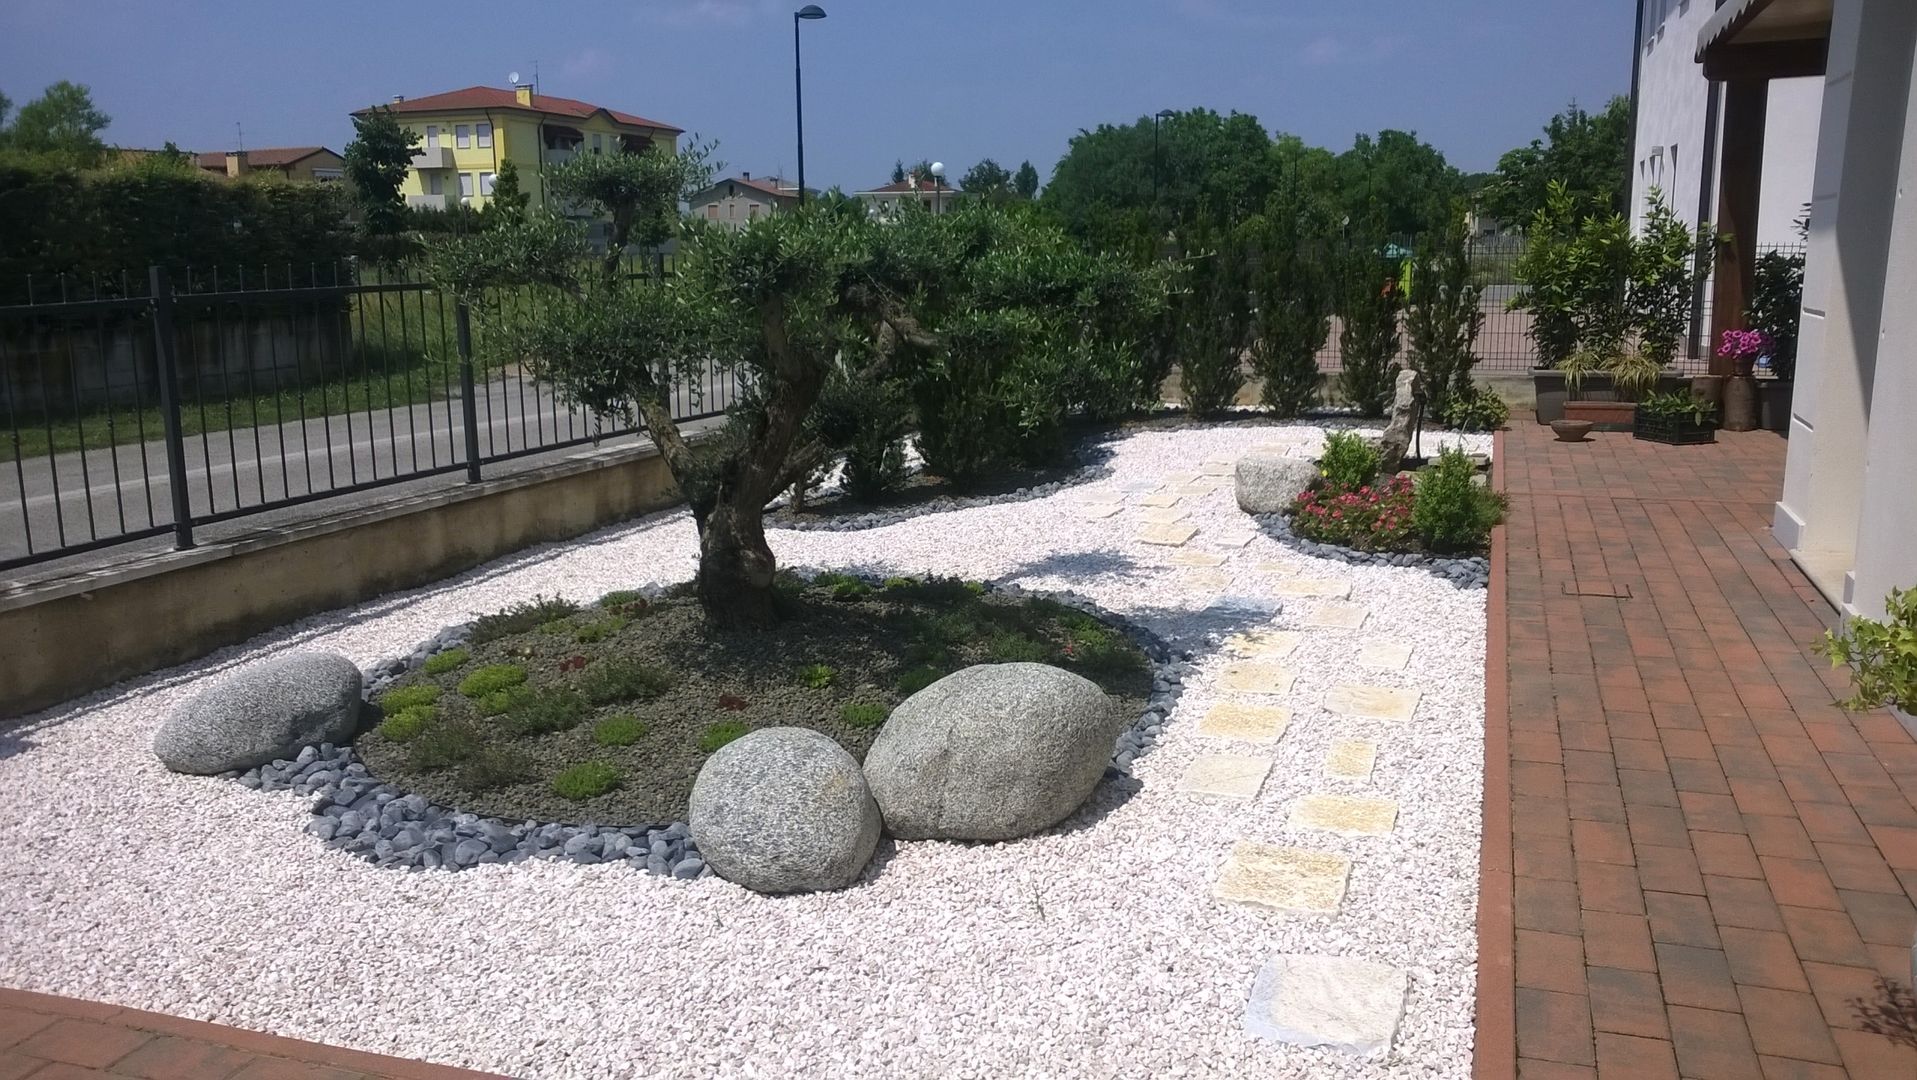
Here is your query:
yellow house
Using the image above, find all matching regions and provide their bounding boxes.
[353,84,682,223]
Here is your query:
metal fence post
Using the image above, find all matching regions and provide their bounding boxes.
[147,266,195,550]
[454,297,483,483]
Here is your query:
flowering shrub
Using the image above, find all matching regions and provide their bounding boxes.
[1717,328,1772,364]
[1318,431,1381,492]
[1290,474,1417,551]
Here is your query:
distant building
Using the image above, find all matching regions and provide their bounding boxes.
[354,84,681,234]
[1629,0,1817,246]
[855,175,970,220]
[190,147,345,183]
[688,174,802,227]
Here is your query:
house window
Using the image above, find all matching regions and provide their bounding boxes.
[456,125,472,149]
[592,133,603,154]
[477,122,492,148]
[312,169,343,183]
[749,204,760,219]
[429,173,443,196]
[425,125,440,150]
[705,204,718,220]
[458,172,474,201]
[479,172,496,196]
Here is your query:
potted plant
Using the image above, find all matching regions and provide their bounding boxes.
[1750,240,1804,433]
[1633,391,1717,444]
[1560,346,1662,431]
[1817,587,1917,738]
[1717,328,1772,378]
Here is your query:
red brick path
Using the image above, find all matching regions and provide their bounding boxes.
[1478,422,1917,1078]
[0,987,504,1080]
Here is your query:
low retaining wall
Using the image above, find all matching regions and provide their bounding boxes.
[0,445,680,718]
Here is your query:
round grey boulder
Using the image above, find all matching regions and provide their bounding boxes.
[688,727,880,894]
[863,662,1121,841]
[1235,452,1321,514]
[154,652,363,775]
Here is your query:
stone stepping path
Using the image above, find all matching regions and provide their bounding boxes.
[1212,841,1350,914]
[1323,685,1421,724]
[1167,551,1228,568]
[1356,642,1412,670]
[1222,629,1301,658]
[1197,702,1290,743]
[1302,601,1368,629]
[1140,507,1189,525]
[1287,793,1399,836]
[1217,661,1295,695]
[1080,504,1122,520]
[1137,492,1182,508]
[1266,578,1352,600]
[1323,739,1378,781]
[1137,522,1197,546]
[1177,753,1273,800]
[1245,954,1409,1055]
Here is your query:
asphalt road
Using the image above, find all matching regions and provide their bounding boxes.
[1,370,738,581]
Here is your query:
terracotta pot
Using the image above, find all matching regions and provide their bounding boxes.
[1733,356,1757,378]
[1550,419,1594,443]
[1563,399,1637,431]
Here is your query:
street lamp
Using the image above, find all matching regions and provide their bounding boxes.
[929,161,945,214]
[793,5,827,205]
[1153,109,1175,207]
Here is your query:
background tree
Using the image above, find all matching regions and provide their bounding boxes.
[1,81,110,167]
[1173,216,1253,416]
[1335,233,1403,416]
[343,105,420,237]
[1042,108,1278,237]
[1477,97,1630,227]
[891,159,907,184]
[484,157,530,224]
[0,91,12,149]
[1405,210,1486,417]
[1334,129,1460,239]
[959,158,1013,200]
[1629,193,1712,368]
[547,137,716,278]
[1013,160,1040,200]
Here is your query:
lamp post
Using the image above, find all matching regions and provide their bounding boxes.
[793,5,827,205]
[1152,109,1175,209]
[929,161,945,214]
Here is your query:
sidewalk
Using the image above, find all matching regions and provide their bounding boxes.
[0,987,504,1080]
[1482,422,1917,1078]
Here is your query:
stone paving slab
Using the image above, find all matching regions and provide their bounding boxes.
[1213,841,1351,914]
[1137,522,1198,546]
[1140,507,1189,525]
[1198,702,1291,743]
[1080,504,1122,520]
[1223,628,1303,658]
[1181,568,1233,589]
[1116,480,1163,494]
[1356,642,1412,670]
[1167,551,1228,568]
[1199,461,1236,475]
[1245,954,1409,1056]
[1207,593,1282,616]
[1177,753,1274,799]
[1288,793,1399,836]
[1218,661,1296,695]
[1324,684,1421,723]
[1268,578,1354,600]
[1323,739,1378,782]
[1303,602,1369,629]
[1252,561,1301,576]
[1138,492,1183,508]
[1204,530,1258,549]
[1169,482,1217,497]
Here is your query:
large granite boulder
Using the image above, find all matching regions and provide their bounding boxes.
[688,727,881,894]
[1235,453,1320,514]
[154,652,363,775]
[863,663,1121,841]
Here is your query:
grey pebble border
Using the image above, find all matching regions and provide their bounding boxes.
[1251,510,1491,590]
[227,575,1189,879]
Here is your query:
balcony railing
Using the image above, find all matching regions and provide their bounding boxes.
[409,146,456,171]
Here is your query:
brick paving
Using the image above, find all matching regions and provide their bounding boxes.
[1480,422,1917,1078]
[0,987,503,1080]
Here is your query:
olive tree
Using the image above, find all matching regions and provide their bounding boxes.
[546,137,717,278]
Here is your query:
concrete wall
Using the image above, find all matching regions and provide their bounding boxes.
[1631,0,1820,246]
[1774,0,1917,618]
[0,444,680,718]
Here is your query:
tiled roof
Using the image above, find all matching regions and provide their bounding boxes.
[357,86,683,134]
[193,147,337,170]
[856,177,956,195]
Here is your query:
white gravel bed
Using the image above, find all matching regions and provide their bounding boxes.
[0,422,1489,1080]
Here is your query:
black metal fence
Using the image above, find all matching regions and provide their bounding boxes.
[0,263,739,572]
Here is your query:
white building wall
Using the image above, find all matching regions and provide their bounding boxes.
[1631,0,1820,247]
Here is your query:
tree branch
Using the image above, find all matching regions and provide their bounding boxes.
[771,438,834,496]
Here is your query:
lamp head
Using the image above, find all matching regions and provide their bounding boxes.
[1156,109,1176,119]
[797,4,827,18]
[929,161,945,178]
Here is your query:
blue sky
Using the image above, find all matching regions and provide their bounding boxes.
[1,0,1633,188]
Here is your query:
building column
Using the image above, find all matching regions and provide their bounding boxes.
[1709,80,1768,376]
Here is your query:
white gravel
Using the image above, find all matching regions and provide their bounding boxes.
[0,423,1489,1080]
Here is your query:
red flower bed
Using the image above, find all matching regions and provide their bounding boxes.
[1289,474,1417,551]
